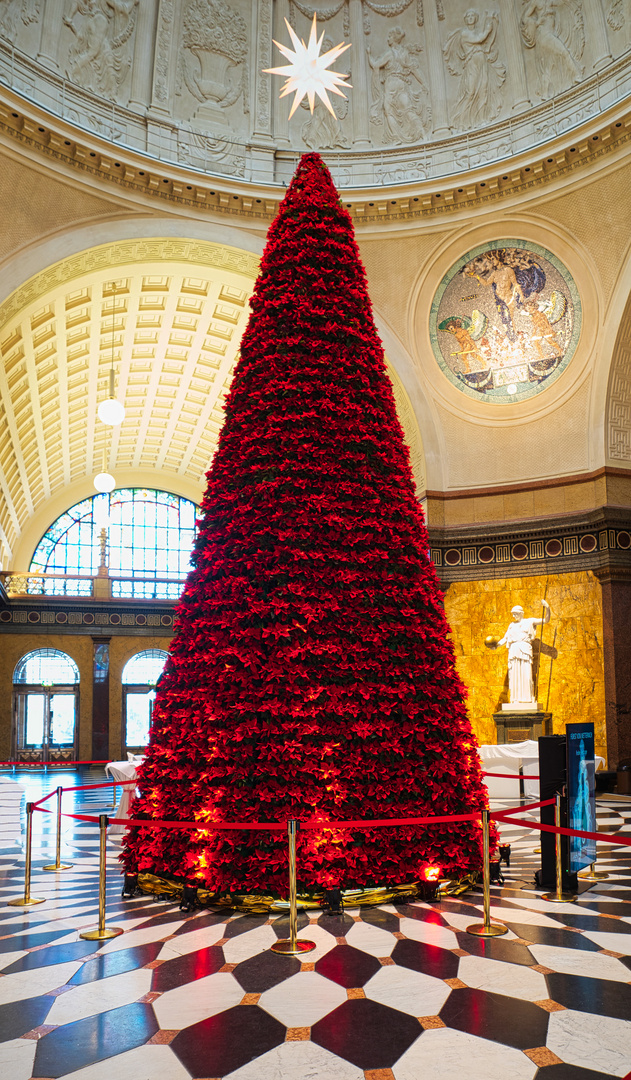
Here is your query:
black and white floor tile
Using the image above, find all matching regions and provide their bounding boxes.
[0,770,630,1079]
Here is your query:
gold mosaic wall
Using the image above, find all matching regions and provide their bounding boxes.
[443,570,607,762]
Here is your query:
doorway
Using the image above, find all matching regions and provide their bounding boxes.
[13,650,80,763]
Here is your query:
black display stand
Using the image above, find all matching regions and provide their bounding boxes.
[537,734,578,892]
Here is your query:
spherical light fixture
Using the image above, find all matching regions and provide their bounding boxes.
[97,397,126,426]
[94,471,116,493]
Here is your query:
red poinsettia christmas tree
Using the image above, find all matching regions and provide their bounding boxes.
[123,154,488,897]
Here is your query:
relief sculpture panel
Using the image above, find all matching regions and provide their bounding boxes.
[0,0,630,184]
[0,0,40,38]
[442,8,506,130]
[519,0,585,98]
[368,25,431,143]
[176,0,248,129]
[63,0,138,102]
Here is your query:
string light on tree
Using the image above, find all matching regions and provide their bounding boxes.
[265,14,351,118]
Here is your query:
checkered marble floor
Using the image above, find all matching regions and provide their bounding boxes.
[0,771,630,1080]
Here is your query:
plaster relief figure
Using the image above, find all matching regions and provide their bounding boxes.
[300,32,350,150]
[497,600,550,707]
[301,94,349,150]
[368,26,431,144]
[520,0,584,98]
[607,1,631,47]
[64,0,138,100]
[0,0,40,39]
[180,0,248,121]
[443,9,506,130]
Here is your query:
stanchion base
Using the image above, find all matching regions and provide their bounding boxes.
[466,922,508,937]
[578,870,609,881]
[541,891,577,903]
[7,896,45,907]
[43,863,73,872]
[79,926,124,940]
[271,939,316,955]
[533,847,541,854]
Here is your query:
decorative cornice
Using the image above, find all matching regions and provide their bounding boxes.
[0,597,175,635]
[424,466,631,503]
[1,83,631,225]
[429,507,631,584]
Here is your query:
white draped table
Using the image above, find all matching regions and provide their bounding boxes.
[0,775,25,848]
[479,741,605,801]
[105,759,142,835]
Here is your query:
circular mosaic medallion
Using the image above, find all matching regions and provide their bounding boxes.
[430,240,581,404]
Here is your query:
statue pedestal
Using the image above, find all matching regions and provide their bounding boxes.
[494,711,552,744]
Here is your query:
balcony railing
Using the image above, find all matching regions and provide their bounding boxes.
[0,571,187,602]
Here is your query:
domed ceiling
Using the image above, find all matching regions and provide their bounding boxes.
[0,0,630,188]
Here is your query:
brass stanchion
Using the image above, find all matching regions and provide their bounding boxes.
[467,809,508,937]
[80,815,123,940]
[542,794,577,902]
[8,802,45,907]
[109,778,117,810]
[43,787,73,872]
[271,820,316,955]
[578,861,609,882]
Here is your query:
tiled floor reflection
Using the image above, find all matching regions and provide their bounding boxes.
[0,771,630,1079]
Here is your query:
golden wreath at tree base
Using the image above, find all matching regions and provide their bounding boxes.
[136,872,478,912]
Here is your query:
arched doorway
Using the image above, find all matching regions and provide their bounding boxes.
[122,650,168,755]
[13,649,80,763]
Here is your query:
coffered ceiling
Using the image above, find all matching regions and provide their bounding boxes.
[0,237,424,569]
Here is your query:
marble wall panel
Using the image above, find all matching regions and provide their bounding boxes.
[443,570,607,760]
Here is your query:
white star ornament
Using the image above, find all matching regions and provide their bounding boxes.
[264,14,351,119]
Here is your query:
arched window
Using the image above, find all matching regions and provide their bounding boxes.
[14,649,80,685]
[13,649,80,763]
[122,649,168,753]
[122,650,168,686]
[30,488,197,599]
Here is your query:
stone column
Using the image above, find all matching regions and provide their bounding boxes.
[91,637,111,762]
[500,2,531,112]
[597,569,631,769]
[349,0,370,148]
[129,0,160,111]
[584,0,613,70]
[149,0,178,117]
[37,0,66,70]
[251,0,275,182]
[423,0,450,137]
[273,0,291,147]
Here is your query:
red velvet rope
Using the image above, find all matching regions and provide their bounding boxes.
[49,810,480,830]
[30,802,631,847]
[482,771,540,780]
[495,798,555,814]
[492,811,631,847]
[32,790,58,807]
[61,780,137,793]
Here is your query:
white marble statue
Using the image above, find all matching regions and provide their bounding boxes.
[497,599,550,708]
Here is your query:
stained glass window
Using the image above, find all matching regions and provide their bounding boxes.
[30,489,198,599]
